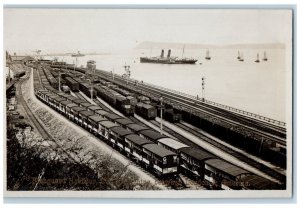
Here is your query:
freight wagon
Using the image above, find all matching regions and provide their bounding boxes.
[135,102,157,120]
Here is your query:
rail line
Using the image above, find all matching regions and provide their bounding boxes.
[147,119,285,184]
[95,70,286,141]
[16,70,79,165]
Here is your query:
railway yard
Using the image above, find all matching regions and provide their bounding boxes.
[6,58,288,191]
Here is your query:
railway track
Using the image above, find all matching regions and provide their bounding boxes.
[16,71,79,165]
[149,119,286,184]
[176,121,286,183]
[94,71,286,144]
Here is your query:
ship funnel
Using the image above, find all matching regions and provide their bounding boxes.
[167,49,171,58]
[160,50,164,58]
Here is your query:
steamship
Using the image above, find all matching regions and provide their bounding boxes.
[140,49,197,64]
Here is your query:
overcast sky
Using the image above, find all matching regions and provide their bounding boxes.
[4,9,292,54]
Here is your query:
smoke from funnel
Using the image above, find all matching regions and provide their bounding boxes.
[160,50,164,58]
[167,49,171,58]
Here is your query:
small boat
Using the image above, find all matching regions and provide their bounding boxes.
[71,51,85,57]
[239,52,244,62]
[263,51,268,61]
[255,53,260,63]
[237,51,241,60]
[205,50,211,60]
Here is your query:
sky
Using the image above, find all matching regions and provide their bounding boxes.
[4,8,292,54]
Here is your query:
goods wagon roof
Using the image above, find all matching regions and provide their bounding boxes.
[205,159,249,177]
[53,97,65,102]
[88,115,107,123]
[140,129,166,141]
[158,138,189,150]
[99,120,119,129]
[180,147,215,161]
[73,99,86,104]
[126,124,149,132]
[79,110,94,117]
[88,105,102,111]
[115,118,134,125]
[105,113,121,121]
[66,96,77,101]
[71,106,86,112]
[60,100,72,106]
[48,94,58,99]
[81,102,93,107]
[110,126,132,136]
[95,110,109,116]
[143,143,175,157]
[125,134,153,146]
[66,103,77,108]
[239,175,279,190]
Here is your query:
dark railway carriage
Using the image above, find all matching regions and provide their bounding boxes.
[179,147,215,180]
[109,126,132,149]
[114,118,134,128]
[87,115,107,134]
[98,120,119,141]
[79,82,97,99]
[70,106,86,124]
[164,108,182,123]
[66,103,78,119]
[204,158,250,190]
[65,77,79,92]
[94,86,133,116]
[142,143,178,176]
[135,102,157,120]
[139,129,167,142]
[52,97,66,111]
[79,110,95,128]
[59,100,72,114]
[124,134,153,160]
[47,94,58,108]
[125,123,149,134]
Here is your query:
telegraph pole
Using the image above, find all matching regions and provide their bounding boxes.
[159,96,164,135]
[123,64,131,85]
[202,76,205,102]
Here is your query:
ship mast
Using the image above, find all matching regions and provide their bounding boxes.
[182,44,185,59]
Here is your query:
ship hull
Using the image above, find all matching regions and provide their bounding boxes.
[140,57,197,64]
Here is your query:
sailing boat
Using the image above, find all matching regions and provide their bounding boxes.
[205,50,211,60]
[263,51,268,61]
[255,53,260,63]
[237,51,241,60]
[239,52,244,62]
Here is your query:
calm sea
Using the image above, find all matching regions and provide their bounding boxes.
[56,48,286,122]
